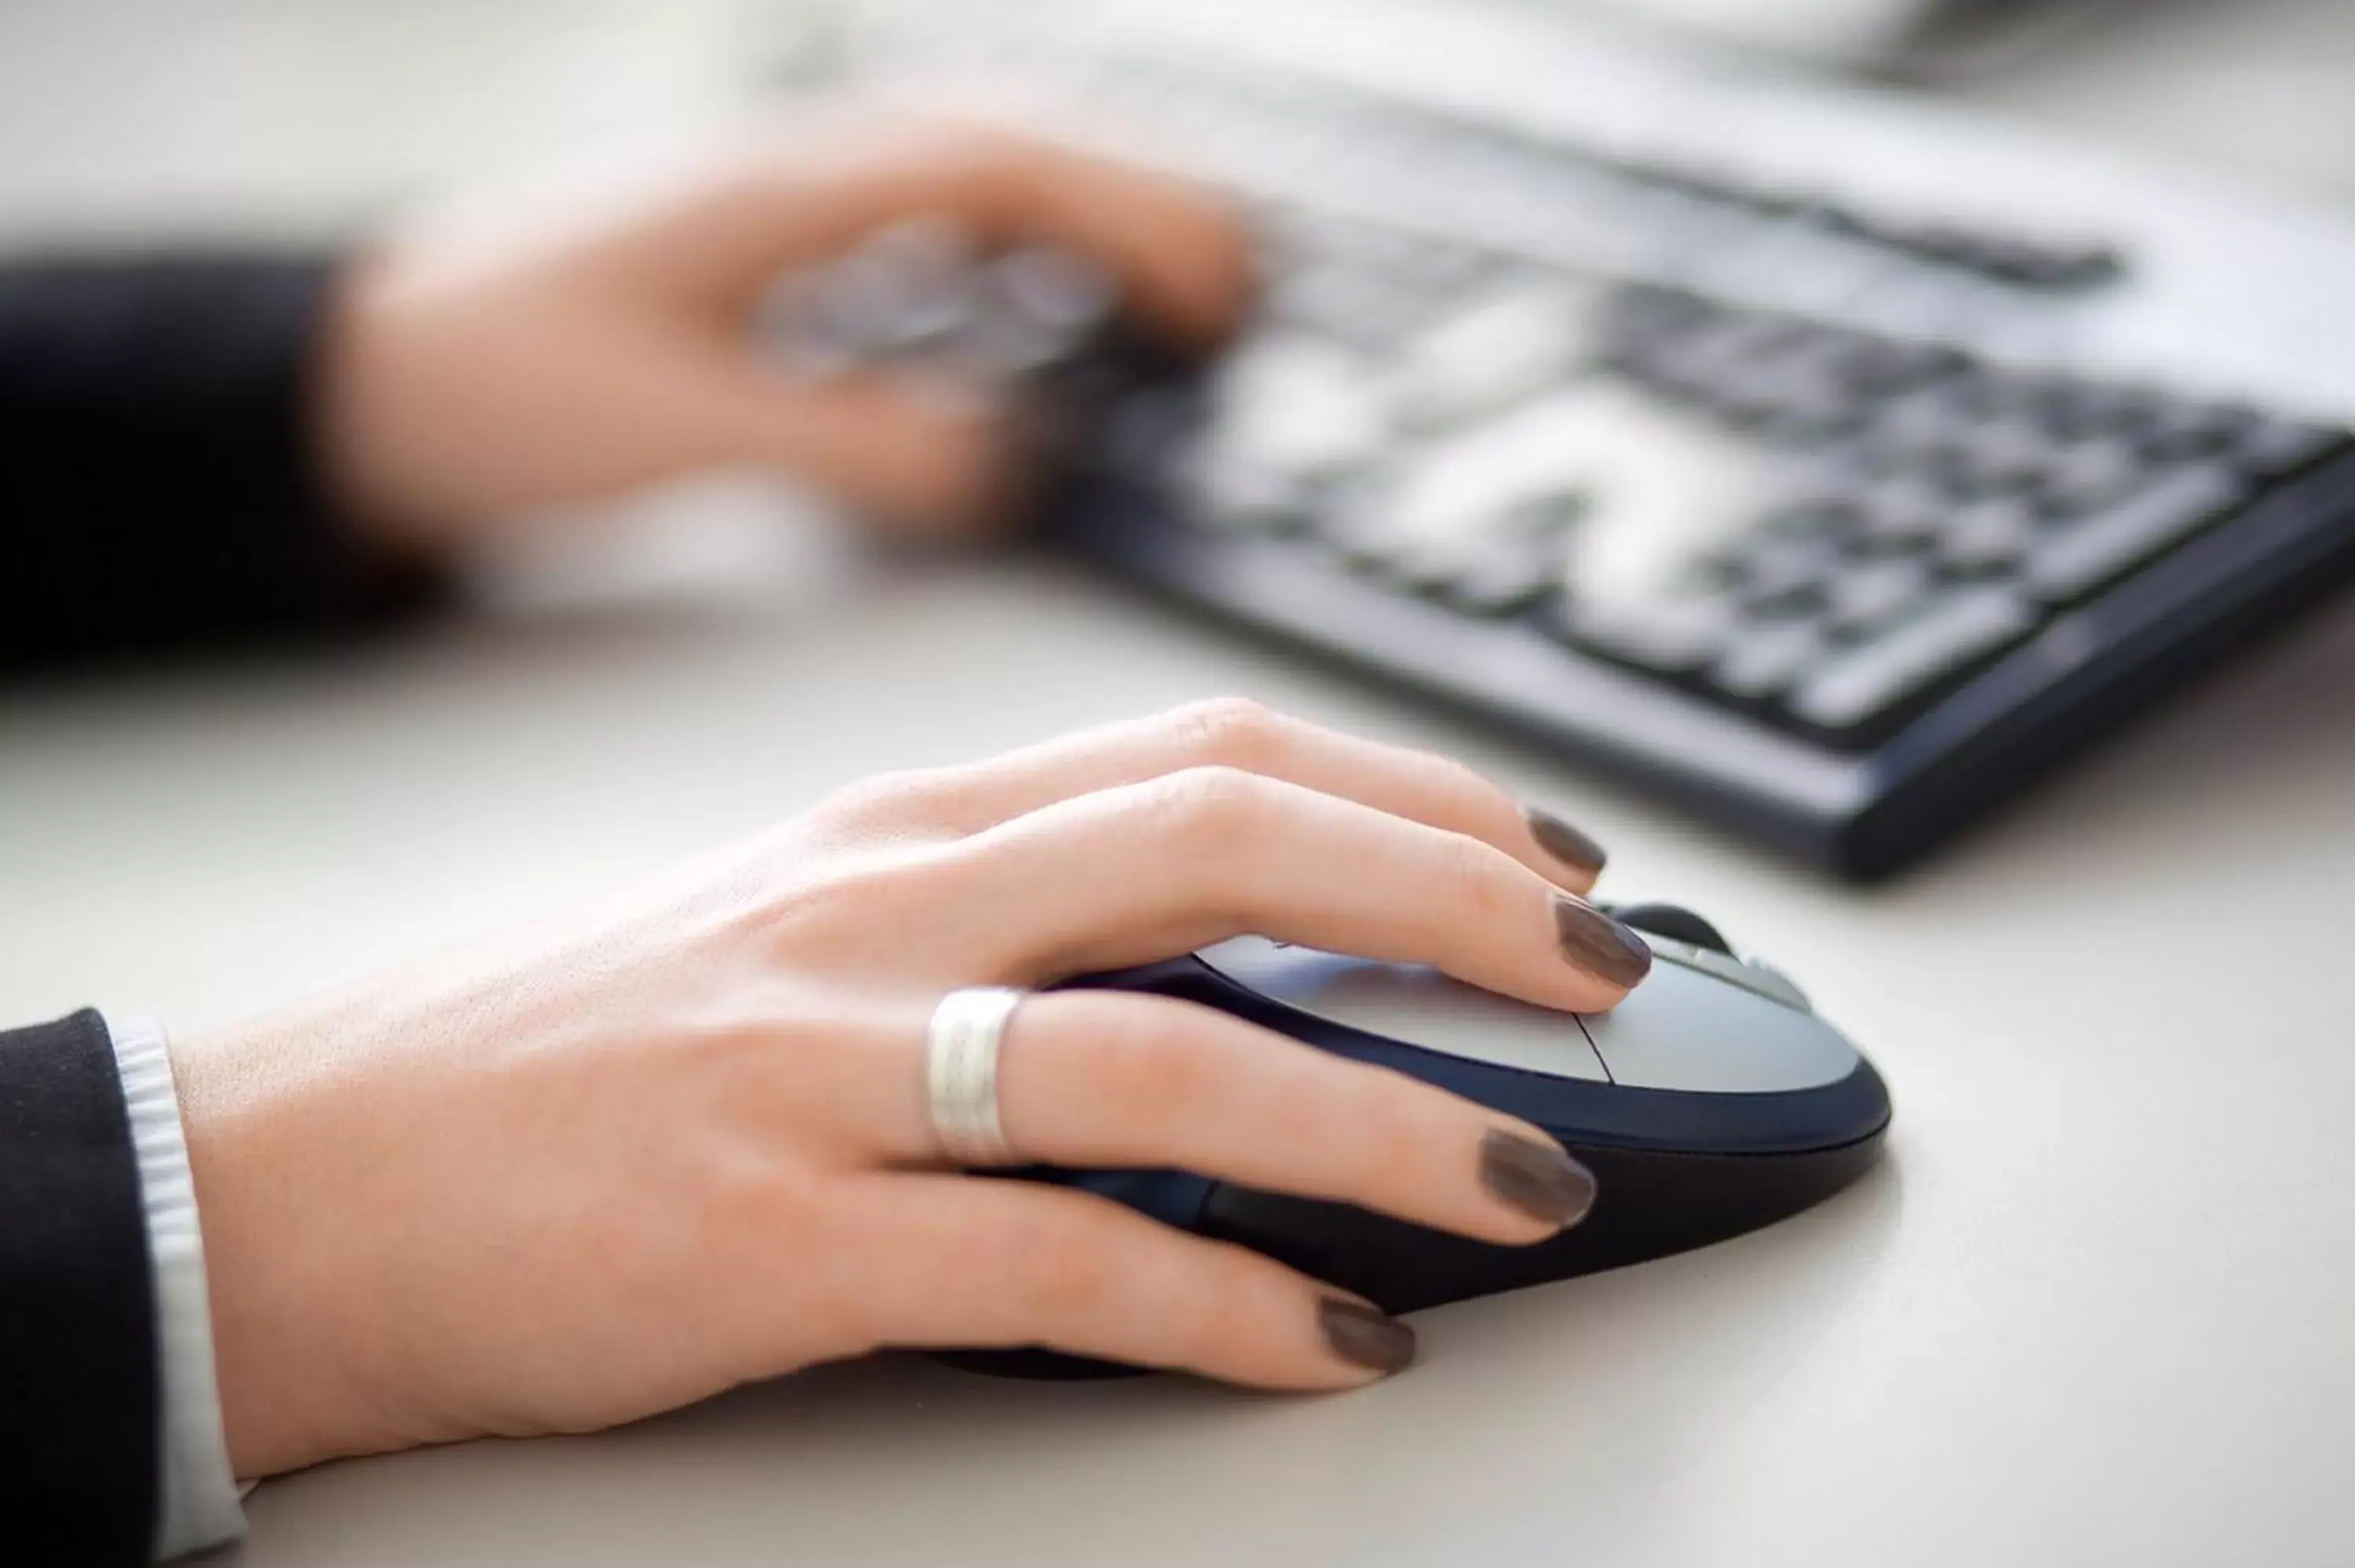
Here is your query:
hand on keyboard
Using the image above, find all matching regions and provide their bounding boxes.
[319,119,1250,552]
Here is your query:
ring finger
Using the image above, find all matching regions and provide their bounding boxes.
[876,987,1597,1248]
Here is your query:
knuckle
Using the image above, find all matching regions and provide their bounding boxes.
[1144,764,1276,852]
[816,849,929,913]
[758,844,939,954]
[1163,695,1287,771]
[812,768,944,833]
[1429,754,1502,810]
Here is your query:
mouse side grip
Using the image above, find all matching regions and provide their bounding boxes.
[1200,1137,1888,1315]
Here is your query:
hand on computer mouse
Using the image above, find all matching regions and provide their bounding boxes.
[173,700,1646,1481]
[314,118,1251,552]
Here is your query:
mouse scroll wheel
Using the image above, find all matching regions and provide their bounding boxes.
[1605,903,1733,956]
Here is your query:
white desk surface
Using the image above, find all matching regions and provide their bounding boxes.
[3,3,2354,1564]
[5,558,2352,1566]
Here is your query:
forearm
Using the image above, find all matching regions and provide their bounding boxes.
[0,253,437,671]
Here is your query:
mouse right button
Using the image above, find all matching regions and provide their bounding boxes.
[1581,961,1860,1094]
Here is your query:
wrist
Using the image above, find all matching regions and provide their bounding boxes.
[315,249,462,559]
[173,1009,389,1479]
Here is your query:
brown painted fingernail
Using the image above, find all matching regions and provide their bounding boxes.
[1317,1297,1416,1376]
[1479,1130,1597,1228]
[1523,805,1608,878]
[1552,895,1653,988]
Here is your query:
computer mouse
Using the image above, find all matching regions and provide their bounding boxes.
[944,904,1891,1378]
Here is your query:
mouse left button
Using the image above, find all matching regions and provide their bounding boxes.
[1583,960,1859,1094]
[1197,936,1612,1081]
[1609,904,1732,955]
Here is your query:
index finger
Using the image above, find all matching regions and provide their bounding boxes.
[842,698,1612,894]
[936,767,1654,1013]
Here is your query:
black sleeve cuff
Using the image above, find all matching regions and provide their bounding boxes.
[0,1009,159,1566]
[0,254,440,670]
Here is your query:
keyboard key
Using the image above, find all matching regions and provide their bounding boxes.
[2235,418,2344,478]
[1896,226,2125,292]
[1566,584,1742,673]
[1755,493,1867,545]
[1353,392,1598,557]
[1438,533,1571,617]
[2014,245,2127,292]
[1600,283,1714,355]
[2024,376,2152,439]
[1789,587,2036,731]
[1824,558,1935,632]
[1357,484,1575,600]
[1265,261,1379,341]
[1477,384,1793,614]
[1189,454,1319,533]
[1641,315,1810,403]
[1729,531,1842,608]
[1937,497,2038,574]
[1814,334,1966,397]
[1714,618,1830,698]
[2135,400,2258,462]
[1849,477,1950,549]
[1933,368,2025,420]
[2037,439,2145,513]
[1951,420,2057,493]
[2025,465,2248,602]
[1865,381,1988,467]
[1198,337,1390,487]
[1395,282,1601,426]
[1265,244,1442,345]
[1733,376,1864,445]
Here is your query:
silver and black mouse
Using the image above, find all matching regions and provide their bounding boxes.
[950,904,1891,1378]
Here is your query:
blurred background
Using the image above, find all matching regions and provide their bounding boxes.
[9,0,2353,618]
[6,1,2355,241]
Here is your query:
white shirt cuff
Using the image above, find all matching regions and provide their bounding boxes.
[104,1012,247,1561]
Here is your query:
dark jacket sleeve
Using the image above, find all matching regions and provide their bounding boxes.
[0,255,436,670]
[0,1010,158,1566]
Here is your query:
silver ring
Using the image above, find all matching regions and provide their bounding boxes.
[926,986,1026,1165]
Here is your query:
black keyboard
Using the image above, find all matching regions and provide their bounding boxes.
[1101,203,2348,750]
[792,14,2355,877]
